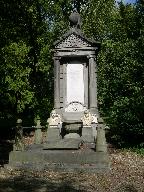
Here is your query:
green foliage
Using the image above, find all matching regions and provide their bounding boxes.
[0,0,55,121]
[123,143,144,156]
[0,0,73,123]
[131,146,144,156]
[0,0,143,147]
[97,2,144,147]
[82,0,115,41]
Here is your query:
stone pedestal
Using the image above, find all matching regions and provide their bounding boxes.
[13,119,24,151]
[34,119,42,144]
[46,126,61,143]
[81,126,94,143]
[96,118,107,153]
[34,129,42,144]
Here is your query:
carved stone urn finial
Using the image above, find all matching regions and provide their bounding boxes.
[69,9,81,29]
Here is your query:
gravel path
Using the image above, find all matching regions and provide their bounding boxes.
[0,149,143,192]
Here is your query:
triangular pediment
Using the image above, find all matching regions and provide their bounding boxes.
[55,33,92,49]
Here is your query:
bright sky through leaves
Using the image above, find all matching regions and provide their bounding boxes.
[125,0,136,3]
[117,0,136,3]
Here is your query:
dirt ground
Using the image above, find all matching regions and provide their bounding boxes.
[0,147,143,192]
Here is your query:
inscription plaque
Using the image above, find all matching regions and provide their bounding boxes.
[66,63,84,106]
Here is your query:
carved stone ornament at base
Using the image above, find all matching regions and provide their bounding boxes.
[47,110,62,126]
[81,110,98,126]
[91,114,98,124]
[13,141,24,151]
[81,110,92,126]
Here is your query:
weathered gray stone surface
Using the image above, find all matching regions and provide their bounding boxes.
[96,118,107,152]
[64,133,80,139]
[34,119,42,144]
[34,129,42,144]
[62,112,83,122]
[46,127,61,143]
[13,119,24,151]
[46,12,101,148]
[7,146,110,172]
[81,126,94,143]
[43,138,81,149]
[49,20,101,148]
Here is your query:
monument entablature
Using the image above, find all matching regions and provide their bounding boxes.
[53,28,100,58]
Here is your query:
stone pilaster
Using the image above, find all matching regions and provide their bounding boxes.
[53,57,61,110]
[88,55,98,114]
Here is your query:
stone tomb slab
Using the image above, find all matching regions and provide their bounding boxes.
[43,138,81,150]
[7,146,110,172]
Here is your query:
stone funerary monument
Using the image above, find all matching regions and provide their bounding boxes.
[8,11,109,171]
[45,10,105,151]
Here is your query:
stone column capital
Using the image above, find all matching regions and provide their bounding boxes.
[53,56,61,61]
[87,55,96,60]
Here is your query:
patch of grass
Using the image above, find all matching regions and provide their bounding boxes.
[124,143,144,156]
[120,143,144,156]
[131,147,144,155]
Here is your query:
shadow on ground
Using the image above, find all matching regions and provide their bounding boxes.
[0,125,15,166]
[0,170,139,192]
[0,174,86,192]
[0,140,13,165]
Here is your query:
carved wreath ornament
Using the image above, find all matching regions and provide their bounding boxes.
[65,101,86,112]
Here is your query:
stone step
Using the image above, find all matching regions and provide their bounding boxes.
[43,137,81,150]
[7,147,110,172]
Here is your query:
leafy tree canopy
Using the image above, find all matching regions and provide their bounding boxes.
[0,0,143,146]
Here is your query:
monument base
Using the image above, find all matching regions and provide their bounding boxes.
[6,144,110,172]
[43,138,81,149]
